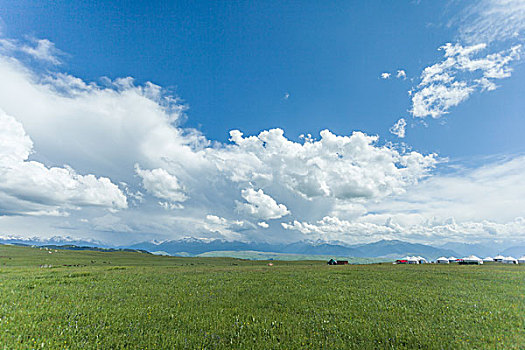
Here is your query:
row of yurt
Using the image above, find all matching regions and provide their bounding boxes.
[487,255,521,264]
[399,255,523,265]
[396,256,428,264]
[502,256,518,264]
[458,255,483,265]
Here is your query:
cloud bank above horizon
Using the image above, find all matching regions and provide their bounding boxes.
[1,0,525,246]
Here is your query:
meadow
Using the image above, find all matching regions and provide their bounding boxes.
[0,245,523,349]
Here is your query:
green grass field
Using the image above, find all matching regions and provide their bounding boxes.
[0,245,523,349]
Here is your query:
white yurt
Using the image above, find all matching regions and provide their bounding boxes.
[502,256,518,264]
[417,256,428,264]
[483,257,494,262]
[493,255,505,262]
[461,255,483,264]
[407,256,420,264]
[436,257,449,264]
[448,256,458,263]
[518,256,525,264]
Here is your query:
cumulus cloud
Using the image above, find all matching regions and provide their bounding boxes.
[6,35,521,246]
[282,155,525,244]
[389,118,407,138]
[223,129,436,200]
[204,215,252,240]
[282,215,525,244]
[410,43,521,118]
[257,221,269,228]
[0,109,127,216]
[0,42,437,239]
[135,165,187,203]
[236,188,290,220]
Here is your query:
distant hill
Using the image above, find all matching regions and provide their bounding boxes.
[197,250,389,263]
[439,241,525,257]
[352,240,458,259]
[38,245,151,254]
[501,246,525,257]
[438,242,495,257]
[130,238,458,260]
[0,237,149,254]
[5,235,496,260]
[0,236,109,248]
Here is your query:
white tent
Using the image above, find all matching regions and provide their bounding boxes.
[448,256,458,263]
[407,256,419,264]
[502,256,518,264]
[483,257,494,262]
[462,255,483,264]
[493,255,505,262]
[397,256,428,264]
[518,256,525,264]
[417,256,428,264]
[436,257,449,264]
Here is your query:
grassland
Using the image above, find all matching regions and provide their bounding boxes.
[0,245,523,349]
[196,250,389,263]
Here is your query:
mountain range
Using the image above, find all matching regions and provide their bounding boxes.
[128,238,459,259]
[1,235,523,260]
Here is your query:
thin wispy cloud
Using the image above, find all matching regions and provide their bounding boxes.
[410,43,521,119]
[458,0,525,44]
[0,37,62,65]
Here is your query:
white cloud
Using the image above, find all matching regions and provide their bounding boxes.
[92,214,132,233]
[411,43,521,118]
[20,38,62,65]
[135,165,187,203]
[282,215,525,245]
[204,215,251,240]
[458,0,525,44]
[372,155,525,223]
[282,155,525,244]
[158,201,184,210]
[223,129,436,201]
[0,37,62,65]
[381,72,391,79]
[389,118,407,138]
[396,70,407,79]
[0,109,127,216]
[411,81,474,118]
[236,188,290,220]
[8,36,521,246]
[257,221,269,229]
[0,43,436,240]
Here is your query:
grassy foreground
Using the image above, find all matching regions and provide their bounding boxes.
[0,245,523,349]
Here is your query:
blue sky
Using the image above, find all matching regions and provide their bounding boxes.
[4,0,524,155]
[0,0,524,246]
